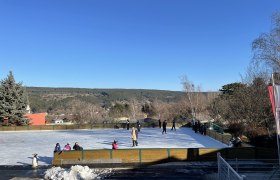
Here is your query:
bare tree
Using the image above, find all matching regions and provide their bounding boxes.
[252,12,280,71]
[152,98,165,120]
[129,98,142,120]
[159,102,173,121]
[181,76,202,122]
[87,104,107,125]
[65,99,88,124]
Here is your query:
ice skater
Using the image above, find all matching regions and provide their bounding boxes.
[158,119,161,128]
[126,119,130,130]
[131,127,138,147]
[171,119,176,131]
[136,120,141,132]
[73,142,83,150]
[162,120,167,134]
[112,140,118,150]
[54,143,62,153]
[32,153,38,168]
[63,143,71,151]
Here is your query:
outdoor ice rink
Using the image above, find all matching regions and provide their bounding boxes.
[0,127,227,165]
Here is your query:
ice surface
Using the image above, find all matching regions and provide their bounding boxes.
[0,127,227,165]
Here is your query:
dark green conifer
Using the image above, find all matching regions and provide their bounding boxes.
[0,71,29,126]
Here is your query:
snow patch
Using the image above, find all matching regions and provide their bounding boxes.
[44,165,112,180]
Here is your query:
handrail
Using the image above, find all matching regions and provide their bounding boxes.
[212,123,224,134]
[217,152,245,180]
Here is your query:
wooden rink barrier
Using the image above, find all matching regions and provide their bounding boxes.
[52,147,278,167]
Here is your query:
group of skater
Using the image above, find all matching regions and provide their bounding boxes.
[158,119,176,134]
[113,124,139,149]
[53,118,179,152]
[54,142,83,153]
[126,119,141,132]
[126,119,141,147]
[128,118,177,147]
[192,120,207,135]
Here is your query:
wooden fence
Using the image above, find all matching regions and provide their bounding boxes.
[206,129,232,145]
[52,147,278,166]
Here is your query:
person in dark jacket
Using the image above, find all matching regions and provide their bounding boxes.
[126,119,130,130]
[158,119,161,128]
[202,123,207,135]
[171,119,176,131]
[73,142,83,150]
[162,120,167,134]
[194,121,198,133]
[54,143,61,153]
[136,120,141,132]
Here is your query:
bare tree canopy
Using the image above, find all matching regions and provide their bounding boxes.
[252,12,280,71]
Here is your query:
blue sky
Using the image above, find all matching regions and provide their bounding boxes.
[0,0,279,91]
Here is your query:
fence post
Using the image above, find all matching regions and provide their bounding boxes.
[236,158,238,172]
[139,149,142,163]
[217,152,221,180]
[215,131,217,140]
[168,148,171,161]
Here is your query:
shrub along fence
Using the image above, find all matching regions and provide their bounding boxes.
[0,123,130,131]
[0,122,162,131]
[207,129,232,145]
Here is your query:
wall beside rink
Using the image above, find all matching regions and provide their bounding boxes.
[52,147,278,167]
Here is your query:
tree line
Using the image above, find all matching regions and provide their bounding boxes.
[207,12,280,147]
[0,71,215,126]
[1,12,279,148]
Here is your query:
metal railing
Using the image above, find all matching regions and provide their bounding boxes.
[217,152,245,180]
[210,122,224,134]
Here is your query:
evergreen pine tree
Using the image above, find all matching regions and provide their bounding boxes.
[0,71,29,126]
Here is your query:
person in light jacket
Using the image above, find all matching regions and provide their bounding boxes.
[131,127,138,147]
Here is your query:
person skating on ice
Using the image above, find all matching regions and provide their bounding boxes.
[171,119,176,131]
[162,120,167,134]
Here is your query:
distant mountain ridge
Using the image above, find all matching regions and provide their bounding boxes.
[26,87,219,113]
[26,86,186,101]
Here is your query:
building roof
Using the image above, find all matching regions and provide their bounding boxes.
[25,113,46,126]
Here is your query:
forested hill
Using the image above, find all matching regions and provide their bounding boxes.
[26,87,192,113]
[26,87,187,101]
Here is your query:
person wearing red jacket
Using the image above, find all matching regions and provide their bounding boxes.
[112,140,118,149]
